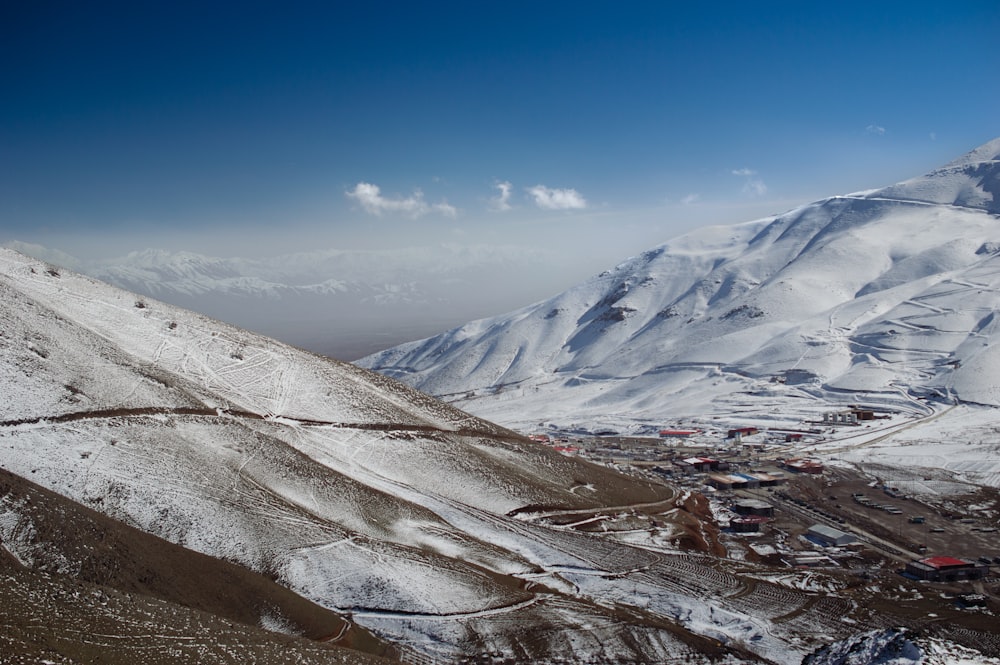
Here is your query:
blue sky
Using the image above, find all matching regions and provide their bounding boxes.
[2,1,998,274]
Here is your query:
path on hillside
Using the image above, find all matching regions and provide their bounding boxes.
[0,406,523,442]
[806,404,957,456]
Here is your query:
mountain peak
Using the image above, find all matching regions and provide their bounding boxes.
[860,136,1000,214]
[945,135,1000,167]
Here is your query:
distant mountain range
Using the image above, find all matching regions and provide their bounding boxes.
[2,242,563,360]
[361,138,1000,432]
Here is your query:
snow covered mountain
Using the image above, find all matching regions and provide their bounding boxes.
[361,138,1000,432]
[0,247,813,663]
[3,243,562,360]
[5,247,1000,663]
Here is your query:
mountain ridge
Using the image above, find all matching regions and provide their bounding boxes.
[360,138,1000,431]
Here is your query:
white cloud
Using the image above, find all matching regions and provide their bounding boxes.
[681,193,700,205]
[490,181,513,211]
[526,185,587,210]
[866,124,886,135]
[346,182,457,218]
[743,179,767,196]
[732,168,767,197]
[929,131,937,141]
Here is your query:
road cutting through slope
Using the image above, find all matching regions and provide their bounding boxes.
[0,406,520,441]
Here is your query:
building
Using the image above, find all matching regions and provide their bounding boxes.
[904,556,988,582]
[731,515,769,533]
[732,473,761,489]
[823,411,858,425]
[707,473,761,490]
[806,524,856,547]
[787,553,838,568]
[823,408,876,425]
[748,472,784,487]
[851,408,875,421]
[674,456,727,474]
[733,500,774,518]
[708,474,737,490]
[784,458,824,474]
[659,429,699,438]
[727,427,759,440]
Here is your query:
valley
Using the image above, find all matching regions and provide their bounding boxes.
[3,137,1000,663]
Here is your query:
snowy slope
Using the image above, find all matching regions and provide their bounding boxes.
[803,627,1000,665]
[5,247,999,663]
[0,248,783,663]
[361,138,1000,432]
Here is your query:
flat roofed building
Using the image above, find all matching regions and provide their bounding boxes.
[733,499,774,517]
[807,524,856,547]
[659,429,699,438]
[747,472,782,486]
[904,556,988,582]
[708,474,736,490]
[733,473,760,489]
[785,458,824,474]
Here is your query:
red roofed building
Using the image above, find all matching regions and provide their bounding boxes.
[784,458,824,474]
[923,556,968,568]
[904,556,988,581]
[659,429,699,438]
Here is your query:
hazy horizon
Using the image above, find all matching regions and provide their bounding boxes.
[3,2,997,356]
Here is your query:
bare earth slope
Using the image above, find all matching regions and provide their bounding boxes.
[0,468,396,664]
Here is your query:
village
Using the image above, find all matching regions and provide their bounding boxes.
[526,406,1000,613]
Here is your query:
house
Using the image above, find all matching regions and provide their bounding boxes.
[528,434,551,443]
[727,427,759,440]
[807,524,856,547]
[904,556,988,582]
